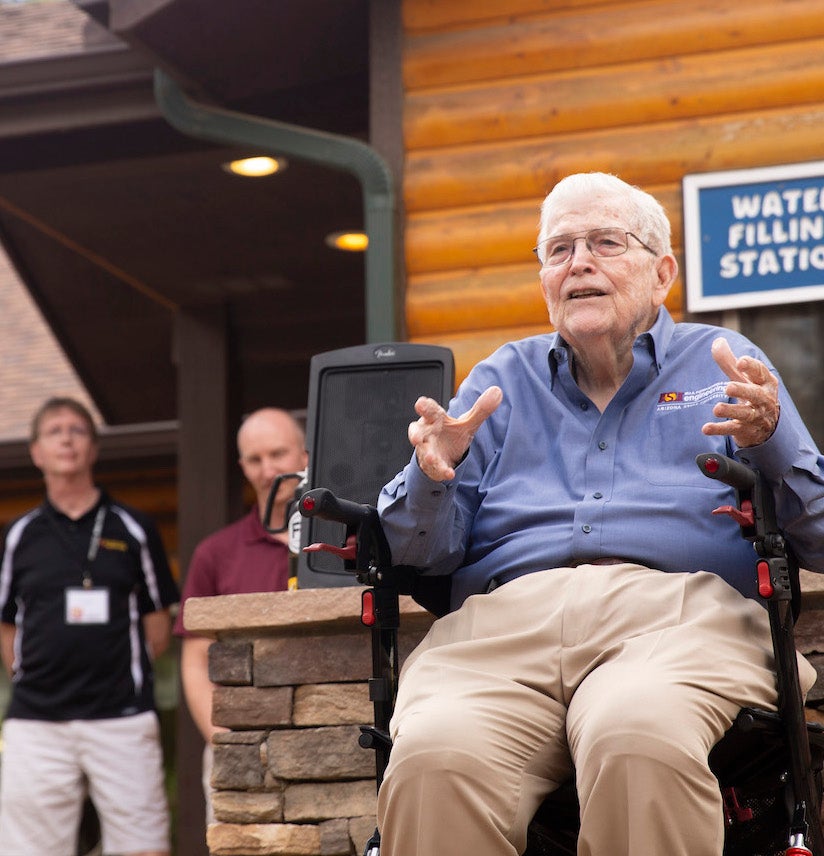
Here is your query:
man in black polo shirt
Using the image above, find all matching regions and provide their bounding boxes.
[0,397,179,856]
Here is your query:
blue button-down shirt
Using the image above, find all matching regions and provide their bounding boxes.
[378,309,824,611]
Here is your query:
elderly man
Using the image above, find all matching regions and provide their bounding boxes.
[375,173,824,856]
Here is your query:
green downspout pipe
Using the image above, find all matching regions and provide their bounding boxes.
[153,69,399,343]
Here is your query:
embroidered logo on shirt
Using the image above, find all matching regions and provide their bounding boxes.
[656,382,727,412]
[99,538,128,552]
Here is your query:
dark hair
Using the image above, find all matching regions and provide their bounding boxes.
[30,397,98,444]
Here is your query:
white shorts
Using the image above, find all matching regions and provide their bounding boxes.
[0,712,170,856]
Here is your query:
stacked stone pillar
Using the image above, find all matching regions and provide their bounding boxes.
[183,588,434,856]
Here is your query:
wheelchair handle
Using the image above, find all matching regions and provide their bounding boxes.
[298,487,374,527]
[262,471,306,534]
[695,452,757,490]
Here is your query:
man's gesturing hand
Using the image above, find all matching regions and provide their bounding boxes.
[702,337,780,448]
[410,386,503,481]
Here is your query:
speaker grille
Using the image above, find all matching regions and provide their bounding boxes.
[299,345,453,586]
[314,365,442,502]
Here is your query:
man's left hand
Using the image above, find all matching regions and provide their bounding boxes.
[702,337,780,448]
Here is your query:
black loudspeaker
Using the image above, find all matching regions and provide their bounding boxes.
[297,342,455,588]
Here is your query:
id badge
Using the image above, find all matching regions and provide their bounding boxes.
[65,587,110,625]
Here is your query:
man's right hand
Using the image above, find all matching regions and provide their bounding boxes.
[409,386,503,482]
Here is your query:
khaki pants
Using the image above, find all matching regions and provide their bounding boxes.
[377,564,816,856]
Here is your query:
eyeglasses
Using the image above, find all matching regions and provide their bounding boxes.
[533,228,657,267]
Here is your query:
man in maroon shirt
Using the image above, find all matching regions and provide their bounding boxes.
[174,407,307,821]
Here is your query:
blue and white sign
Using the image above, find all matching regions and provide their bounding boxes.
[683,161,824,312]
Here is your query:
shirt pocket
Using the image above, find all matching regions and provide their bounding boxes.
[642,396,729,487]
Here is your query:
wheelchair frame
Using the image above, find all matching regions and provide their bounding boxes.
[296,453,824,856]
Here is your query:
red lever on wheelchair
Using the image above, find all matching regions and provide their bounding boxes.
[303,533,358,561]
[757,559,774,598]
[712,499,755,528]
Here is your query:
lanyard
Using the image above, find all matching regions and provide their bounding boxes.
[45,503,107,589]
[84,506,106,588]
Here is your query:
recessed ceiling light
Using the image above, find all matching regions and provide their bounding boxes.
[325,231,369,252]
[222,156,287,177]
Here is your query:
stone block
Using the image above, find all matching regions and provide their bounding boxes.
[796,608,824,656]
[212,789,284,824]
[319,818,350,855]
[214,730,269,744]
[284,780,377,822]
[207,822,320,856]
[255,634,372,686]
[348,816,379,854]
[184,588,433,636]
[213,685,293,729]
[212,740,266,790]
[210,640,254,685]
[293,683,372,726]
[267,726,374,780]
[801,569,824,612]
[804,653,824,705]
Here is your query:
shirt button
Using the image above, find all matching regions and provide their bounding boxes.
[598,441,607,450]
[593,492,603,499]
[582,524,592,534]
[580,402,588,410]
[431,490,442,497]
[417,531,427,537]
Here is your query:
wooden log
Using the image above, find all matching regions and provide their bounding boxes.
[405,39,824,149]
[405,186,683,275]
[403,0,824,89]
[404,103,824,212]
[407,264,547,336]
[406,199,540,275]
[405,264,684,337]
[403,0,605,33]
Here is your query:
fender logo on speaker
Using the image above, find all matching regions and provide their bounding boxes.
[373,346,397,359]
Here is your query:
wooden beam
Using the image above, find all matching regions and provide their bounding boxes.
[173,304,241,856]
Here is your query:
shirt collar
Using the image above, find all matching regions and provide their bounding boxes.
[547,306,674,385]
[43,487,109,523]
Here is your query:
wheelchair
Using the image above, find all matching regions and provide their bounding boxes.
[295,452,824,856]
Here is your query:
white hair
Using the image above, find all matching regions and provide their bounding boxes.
[538,172,673,256]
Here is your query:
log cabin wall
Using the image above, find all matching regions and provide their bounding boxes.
[400,0,824,387]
